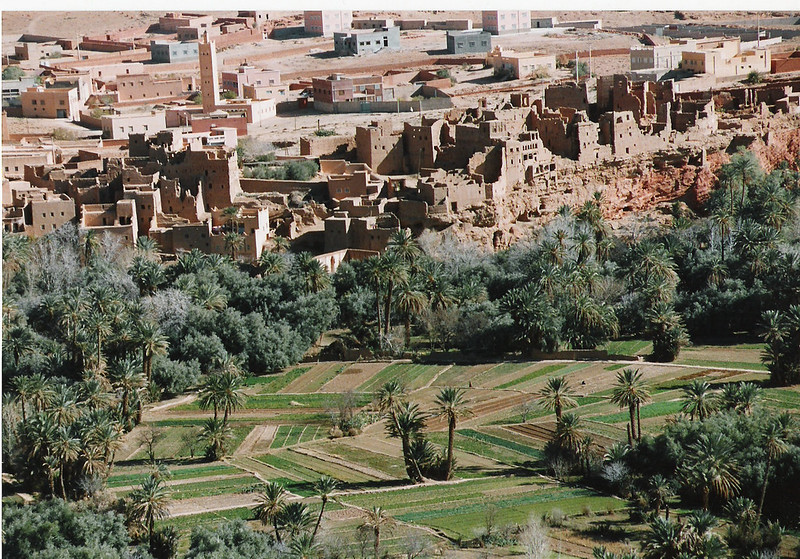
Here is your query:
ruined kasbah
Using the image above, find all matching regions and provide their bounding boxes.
[3,10,800,270]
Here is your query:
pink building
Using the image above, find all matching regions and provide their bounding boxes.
[221,65,282,98]
[304,11,353,37]
[482,11,531,35]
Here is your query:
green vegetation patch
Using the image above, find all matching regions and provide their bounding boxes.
[592,399,685,424]
[270,424,326,448]
[252,367,311,392]
[495,363,568,389]
[357,363,444,392]
[107,464,240,488]
[458,429,544,459]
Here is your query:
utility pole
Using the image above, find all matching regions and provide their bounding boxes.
[575,49,579,81]
[589,47,592,78]
[757,13,761,48]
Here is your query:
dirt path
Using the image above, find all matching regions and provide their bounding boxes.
[148,394,196,413]
[292,446,395,481]
[110,472,253,494]
[417,364,453,391]
[234,424,278,457]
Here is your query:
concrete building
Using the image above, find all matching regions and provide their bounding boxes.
[20,86,81,120]
[446,30,492,55]
[333,26,400,56]
[681,39,771,78]
[312,74,391,105]
[158,12,213,32]
[304,11,353,37]
[221,65,282,98]
[482,11,531,35]
[150,41,200,64]
[114,73,196,102]
[101,111,167,139]
[531,17,558,29]
[486,47,557,79]
[352,18,394,30]
[3,76,39,107]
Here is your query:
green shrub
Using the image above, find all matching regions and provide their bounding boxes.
[314,128,337,137]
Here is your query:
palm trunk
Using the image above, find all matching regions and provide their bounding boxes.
[273,518,282,544]
[446,415,456,480]
[121,390,129,424]
[383,281,394,337]
[213,404,218,422]
[60,465,67,499]
[404,314,412,348]
[20,397,27,423]
[629,405,637,443]
[702,486,710,511]
[375,285,382,343]
[312,498,326,539]
[636,404,642,441]
[149,515,155,551]
[374,527,380,559]
[556,403,562,422]
[223,407,229,426]
[97,330,102,369]
[141,347,148,384]
[757,455,772,521]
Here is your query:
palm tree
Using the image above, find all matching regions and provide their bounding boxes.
[271,235,290,253]
[48,384,80,427]
[435,387,471,480]
[198,370,244,425]
[5,325,35,368]
[363,255,385,339]
[757,420,790,521]
[380,251,408,338]
[254,481,287,544]
[59,289,89,365]
[610,368,651,444]
[642,517,685,559]
[555,412,583,455]
[295,253,331,294]
[711,209,733,261]
[221,205,240,233]
[224,232,245,261]
[135,321,168,386]
[192,282,227,311]
[217,371,244,425]
[394,283,427,348]
[648,474,673,518]
[52,426,80,498]
[28,373,55,413]
[361,506,395,559]
[200,418,233,460]
[129,474,171,550]
[387,229,421,269]
[311,475,338,538]
[290,532,320,559]
[258,251,287,276]
[135,236,161,260]
[84,309,112,373]
[277,501,314,542]
[537,377,578,421]
[681,380,718,421]
[80,230,101,266]
[680,434,740,510]
[577,435,595,476]
[11,375,35,423]
[385,401,427,483]
[111,358,144,428]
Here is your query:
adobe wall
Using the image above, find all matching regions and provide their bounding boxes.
[544,82,590,112]
[240,178,326,197]
[355,124,405,174]
[299,135,356,157]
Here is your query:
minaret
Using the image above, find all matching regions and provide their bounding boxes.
[198,31,220,114]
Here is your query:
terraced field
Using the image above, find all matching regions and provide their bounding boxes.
[123,352,793,554]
